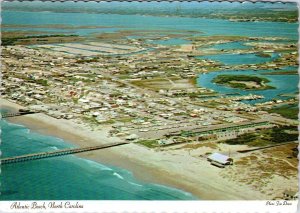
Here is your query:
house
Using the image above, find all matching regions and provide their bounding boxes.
[207,153,233,168]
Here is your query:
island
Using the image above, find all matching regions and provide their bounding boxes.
[212,74,276,90]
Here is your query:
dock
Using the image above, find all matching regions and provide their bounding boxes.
[1,142,129,165]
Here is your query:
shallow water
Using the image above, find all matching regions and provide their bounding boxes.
[2,9,298,39]
[1,1,298,200]
[197,68,299,104]
[149,38,191,46]
[209,41,251,50]
[196,52,280,66]
[0,119,196,200]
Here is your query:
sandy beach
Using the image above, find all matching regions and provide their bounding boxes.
[1,98,268,200]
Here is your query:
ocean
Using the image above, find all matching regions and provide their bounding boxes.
[1,1,298,200]
[0,119,195,200]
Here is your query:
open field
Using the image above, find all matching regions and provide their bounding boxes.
[267,104,299,120]
[131,77,196,91]
[32,42,145,56]
[221,143,298,198]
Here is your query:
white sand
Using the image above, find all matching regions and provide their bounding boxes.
[1,98,269,200]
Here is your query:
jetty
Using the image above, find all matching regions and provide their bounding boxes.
[1,142,129,165]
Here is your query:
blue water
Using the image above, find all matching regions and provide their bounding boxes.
[197,68,299,104]
[0,119,195,200]
[2,10,298,39]
[149,38,191,46]
[209,41,251,50]
[4,27,119,36]
[1,1,299,200]
[196,52,280,66]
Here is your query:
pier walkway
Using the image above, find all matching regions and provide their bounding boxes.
[1,142,128,165]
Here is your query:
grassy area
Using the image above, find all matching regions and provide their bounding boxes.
[229,143,298,190]
[213,74,275,90]
[99,119,116,125]
[261,71,298,75]
[115,117,133,123]
[256,52,272,58]
[267,104,298,120]
[136,139,158,148]
[76,58,99,64]
[191,35,246,42]
[82,116,98,125]
[182,142,218,149]
[197,100,222,108]
[205,10,298,23]
[131,77,195,91]
[2,34,79,46]
[224,125,298,147]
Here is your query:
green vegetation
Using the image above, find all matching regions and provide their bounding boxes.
[191,35,247,42]
[76,58,99,64]
[205,10,298,23]
[136,140,158,148]
[267,104,298,120]
[256,52,272,58]
[224,125,298,147]
[99,119,116,125]
[198,100,222,108]
[34,79,48,86]
[261,71,298,75]
[115,117,133,123]
[2,34,78,46]
[82,116,98,125]
[26,78,49,86]
[214,74,269,84]
[213,74,275,90]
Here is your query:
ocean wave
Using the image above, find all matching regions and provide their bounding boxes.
[150,183,194,197]
[113,172,124,180]
[128,181,143,187]
[50,146,59,150]
[82,158,113,171]
[4,121,27,129]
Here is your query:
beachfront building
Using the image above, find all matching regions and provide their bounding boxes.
[207,153,233,168]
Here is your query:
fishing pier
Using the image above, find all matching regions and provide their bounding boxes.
[1,142,129,165]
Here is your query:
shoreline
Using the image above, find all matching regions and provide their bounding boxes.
[1,98,267,200]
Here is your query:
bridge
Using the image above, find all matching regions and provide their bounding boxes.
[0,111,37,118]
[1,142,129,165]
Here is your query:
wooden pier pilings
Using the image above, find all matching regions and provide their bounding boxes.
[1,142,129,165]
